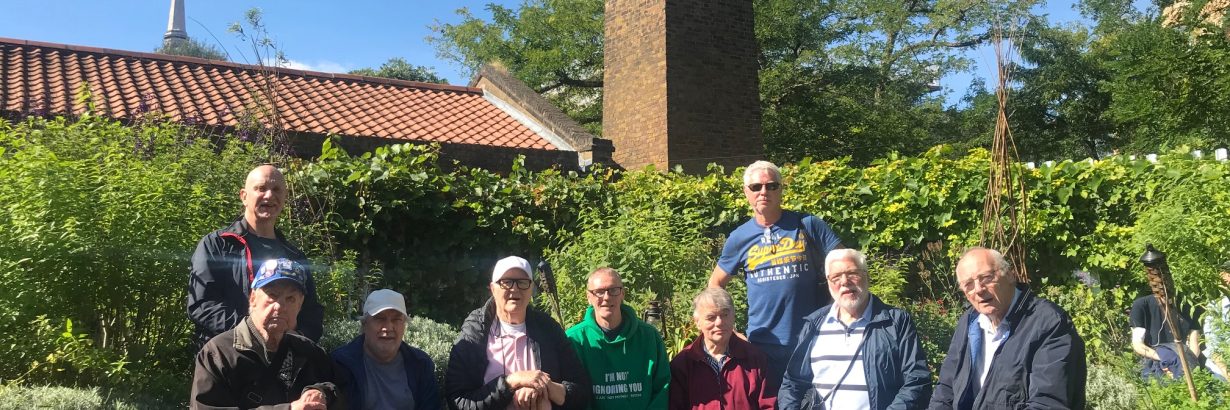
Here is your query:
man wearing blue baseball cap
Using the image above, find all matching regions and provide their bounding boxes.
[191,258,342,410]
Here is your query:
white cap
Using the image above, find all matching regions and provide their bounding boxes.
[364,289,407,317]
[492,256,534,282]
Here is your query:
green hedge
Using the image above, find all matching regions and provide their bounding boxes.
[5,115,1230,407]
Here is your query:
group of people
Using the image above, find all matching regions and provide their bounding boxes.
[191,160,1222,409]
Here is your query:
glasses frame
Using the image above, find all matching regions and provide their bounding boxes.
[587,287,625,298]
[826,271,865,285]
[959,272,998,294]
[495,278,533,290]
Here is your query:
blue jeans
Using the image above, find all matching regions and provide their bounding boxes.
[753,341,793,394]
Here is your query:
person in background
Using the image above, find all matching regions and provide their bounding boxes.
[1203,264,1230,381]
[1129,277,1201,380]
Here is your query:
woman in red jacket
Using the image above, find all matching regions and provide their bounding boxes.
[669,288,776,409]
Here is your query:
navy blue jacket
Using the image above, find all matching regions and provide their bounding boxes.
[927,286,1086,410]
[187,218,324,349]
[778,295,932,410]
[332,334,441,410]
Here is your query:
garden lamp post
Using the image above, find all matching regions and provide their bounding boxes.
[536,260,563,323]
[1140,244,1198,402]
[643,300,664,332]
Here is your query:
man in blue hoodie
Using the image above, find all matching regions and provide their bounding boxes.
[332,289,440,410]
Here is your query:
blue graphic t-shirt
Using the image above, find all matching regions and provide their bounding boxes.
[717,210,842,346]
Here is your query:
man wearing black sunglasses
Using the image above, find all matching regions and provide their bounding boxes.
[708,160,844,391]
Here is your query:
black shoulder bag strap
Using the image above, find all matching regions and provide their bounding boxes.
[817,332,870,409]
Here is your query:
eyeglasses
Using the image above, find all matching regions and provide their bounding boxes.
[495,279,532,290]
[826,271,864,284]
[959,273,997,293]
[587,287,624,298]
[746,182,781,192]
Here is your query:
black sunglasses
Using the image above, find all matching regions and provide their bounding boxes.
[747,182,781,192]
[495,279,533,290]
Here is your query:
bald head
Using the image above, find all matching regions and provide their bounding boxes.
[240,165,287,236]
[246,165,284,188]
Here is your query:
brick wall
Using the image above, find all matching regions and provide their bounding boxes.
[603,0,762,173]
[604,0,670,170]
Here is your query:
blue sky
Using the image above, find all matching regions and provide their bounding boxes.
[0,1,1144,106]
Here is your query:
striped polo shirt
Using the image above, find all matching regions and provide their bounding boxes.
[808,301,873,409]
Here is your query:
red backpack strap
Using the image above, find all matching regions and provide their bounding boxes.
[219,232,255,285]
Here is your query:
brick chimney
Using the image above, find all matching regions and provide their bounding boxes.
[603,0,762,173]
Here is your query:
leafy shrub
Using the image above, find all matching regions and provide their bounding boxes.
[544,168,737,355]
[0,385,140,410]
[319,315,458,386]
[1043,283,1134,365]
[10,113,1230,409]
[11,317,129,386]
[905,298,963,378]
[1138,366,1230,409]
[1086,358,1141,410]
[0,115,261,387]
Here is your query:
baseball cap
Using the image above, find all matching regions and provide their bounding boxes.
[251,258,307,291]
[492,256,534,282]
[364,289,408,317]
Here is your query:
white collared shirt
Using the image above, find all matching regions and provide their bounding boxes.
[975,313,1010,386]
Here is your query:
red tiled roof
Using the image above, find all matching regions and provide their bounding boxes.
[0,37,556,150]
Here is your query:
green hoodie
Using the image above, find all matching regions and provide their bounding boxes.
[566,304,670,410]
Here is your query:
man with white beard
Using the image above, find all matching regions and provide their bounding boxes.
[777,249,932,410]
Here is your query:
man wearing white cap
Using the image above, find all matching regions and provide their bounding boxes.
[333,289,441,410]
[445,256,591,410]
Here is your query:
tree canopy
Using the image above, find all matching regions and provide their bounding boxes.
[430,0,1230,165]
[154,37,227,61]
[349,58,447,84]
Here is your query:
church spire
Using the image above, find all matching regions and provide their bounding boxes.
[163,0,188,46]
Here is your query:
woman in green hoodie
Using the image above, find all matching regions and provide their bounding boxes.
[566,268,671,410]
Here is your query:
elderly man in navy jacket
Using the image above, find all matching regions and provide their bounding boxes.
[928,247,1086,410]
[332,289,440,410]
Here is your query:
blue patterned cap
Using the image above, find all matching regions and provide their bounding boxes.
[252,258,306,291]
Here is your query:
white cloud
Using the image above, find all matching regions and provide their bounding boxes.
[263,58,350,73]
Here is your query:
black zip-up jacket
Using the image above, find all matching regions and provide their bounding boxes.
[187,219,324,349]
[444,298,591,410]
[928,286,1086,410]
[191,317,342,409]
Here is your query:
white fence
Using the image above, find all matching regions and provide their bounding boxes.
[1023,148,1229,169]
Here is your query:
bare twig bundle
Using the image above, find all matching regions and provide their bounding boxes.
[980,21,1030,283]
